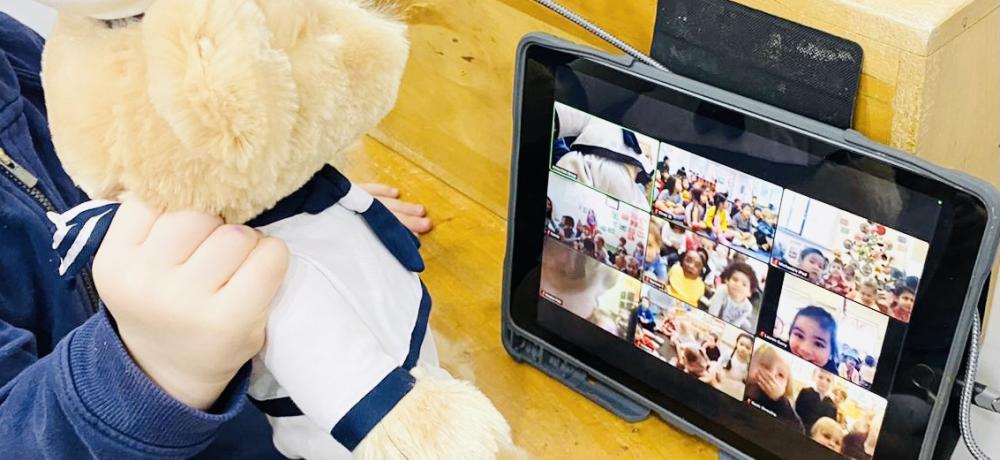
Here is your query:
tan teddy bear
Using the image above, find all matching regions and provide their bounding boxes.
[40,0,519,458]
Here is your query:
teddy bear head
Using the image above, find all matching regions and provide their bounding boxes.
[41,0,409,222]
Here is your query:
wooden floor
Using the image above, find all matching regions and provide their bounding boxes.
[335,138,717,459]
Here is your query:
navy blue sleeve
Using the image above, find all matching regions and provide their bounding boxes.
[0,310,249,458]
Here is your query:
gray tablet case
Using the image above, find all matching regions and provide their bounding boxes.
[501,33,1000,460]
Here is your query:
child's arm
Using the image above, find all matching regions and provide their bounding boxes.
[0,202,289,457]
[0,312,251,458]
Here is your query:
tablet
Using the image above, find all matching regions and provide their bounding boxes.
[502,34,1000,460]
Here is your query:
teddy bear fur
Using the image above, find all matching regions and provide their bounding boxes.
[41,0,520,458]
[43,0,409,224]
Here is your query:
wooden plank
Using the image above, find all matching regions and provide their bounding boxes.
[373,0,571,217]
[912,7,1000,185]
[333,137,717,458]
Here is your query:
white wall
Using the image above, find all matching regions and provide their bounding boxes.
[0,2,56,36]
[1,3,998,459]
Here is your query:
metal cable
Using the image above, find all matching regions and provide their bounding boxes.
[531,2,996,458]
[532,0,668,72]
[961,310,992,460]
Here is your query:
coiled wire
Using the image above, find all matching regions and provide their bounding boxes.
[532,0,668,72]
[961,310,992,460]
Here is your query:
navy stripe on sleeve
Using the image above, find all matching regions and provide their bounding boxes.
[246,396,304,418]
[402,283,432,370]
[331,367,416,451]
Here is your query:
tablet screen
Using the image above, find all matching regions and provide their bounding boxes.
[506,45,990,460]
[540,100,927,458]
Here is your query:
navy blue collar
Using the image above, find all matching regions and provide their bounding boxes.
[247,165,352,227]
[246,164,424,273]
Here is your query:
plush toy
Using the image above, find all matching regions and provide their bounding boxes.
[39,0,518,458]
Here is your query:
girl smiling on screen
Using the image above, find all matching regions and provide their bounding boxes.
[788,306,840,373]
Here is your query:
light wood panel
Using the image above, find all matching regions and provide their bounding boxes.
[334,137,717,458]
[377,0,999,220]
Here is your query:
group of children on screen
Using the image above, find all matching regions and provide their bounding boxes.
[772,307,879,389]
[652,162,777,254]
[785,247,920,323]
[783,243,920,324]
[747,344,880,459]
[632,303,754,401]
[644,220,764,332]
[546,197,645,278]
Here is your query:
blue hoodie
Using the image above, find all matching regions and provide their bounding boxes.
[0,14,283,459]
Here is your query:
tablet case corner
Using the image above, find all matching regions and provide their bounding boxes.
[501,322,652,423]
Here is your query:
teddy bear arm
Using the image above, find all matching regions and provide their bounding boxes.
[355,367,521,460]
[257,255,405,442]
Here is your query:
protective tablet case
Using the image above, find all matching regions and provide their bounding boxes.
[501,33,1000,460]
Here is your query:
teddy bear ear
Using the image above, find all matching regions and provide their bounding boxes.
[140,0,298,174]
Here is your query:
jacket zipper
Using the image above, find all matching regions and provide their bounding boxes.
[0,147,102,314]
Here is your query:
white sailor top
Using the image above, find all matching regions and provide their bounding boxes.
[49,165,436,459]
[554,103,655,183]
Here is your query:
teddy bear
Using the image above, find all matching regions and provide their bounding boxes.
[38,0,518,458]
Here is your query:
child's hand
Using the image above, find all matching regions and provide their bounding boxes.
[92,200,289,410]
[756,370,784,401]
[359,183,432,234]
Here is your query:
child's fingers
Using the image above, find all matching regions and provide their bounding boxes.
[218,236,289,311]
[183,225,264,290]
[379,196,426,217]
[141,210,226,266]
[104,199,162,249]
[396,214,433,235]
[358,182,400,199]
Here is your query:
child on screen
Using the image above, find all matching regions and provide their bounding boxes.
[545,197,559,235]
[644,225,669,282]
[707,262,760,332]
[715,333,754,399]
[746,345,805,433]
[686,188,709,232]
[719,333,754,384]
[704,194,730,240]
[810,417,845,453]
[797,247,829,284]
[661,223,687,268]
[667,249,709,307]
[890,285,915,322]
[788,306,840,373]
[854,280,879,310]
[560,215,576,242]
[654,175,686,218]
